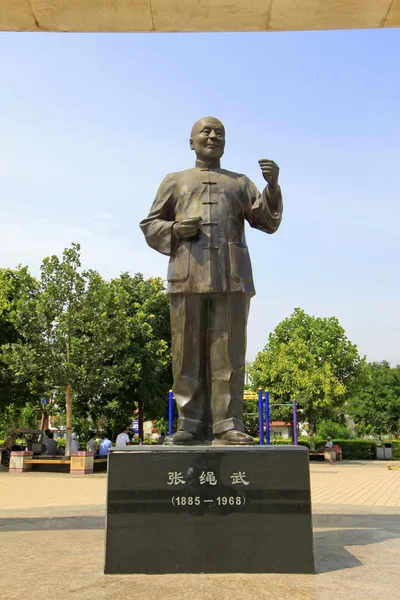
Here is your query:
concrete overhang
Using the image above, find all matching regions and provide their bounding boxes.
[0,0,399,33]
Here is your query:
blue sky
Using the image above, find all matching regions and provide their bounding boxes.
[0,29,399,364]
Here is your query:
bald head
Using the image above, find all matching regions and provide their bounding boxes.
[190,116,226,163]
[191,116,225,138]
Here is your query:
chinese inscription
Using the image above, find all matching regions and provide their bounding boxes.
[167,470,250,486]
[167,471,186,486]
[199,471,218,485]
[230,471,249,485]
[165,468,250,508]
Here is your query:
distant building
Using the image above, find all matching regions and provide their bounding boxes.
[269,421,291,440]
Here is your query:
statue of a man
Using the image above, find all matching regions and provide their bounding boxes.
[140,117,283,445]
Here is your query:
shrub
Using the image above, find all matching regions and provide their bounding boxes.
[298,436,325,450]
[243,404,259,437]
[298,440,310,449]
[392,441,400,460]
[332,439,376,460]
[318,420,351,440]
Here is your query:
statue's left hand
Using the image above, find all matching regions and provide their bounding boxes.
[259,159,279,189]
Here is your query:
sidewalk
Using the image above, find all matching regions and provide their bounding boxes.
[310,460,400,507]
[0,461,399,600]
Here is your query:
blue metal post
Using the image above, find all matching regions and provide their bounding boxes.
[168,390,174,435]
[258,388,264,445]
[293,400,298,445]
[265,391,270,445]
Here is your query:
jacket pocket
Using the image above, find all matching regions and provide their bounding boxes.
[167,242,191,282]
[229,242,252,287]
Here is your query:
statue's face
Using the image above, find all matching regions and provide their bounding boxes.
[190,117,225,162]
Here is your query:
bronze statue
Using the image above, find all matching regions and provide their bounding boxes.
[140,117,283,445]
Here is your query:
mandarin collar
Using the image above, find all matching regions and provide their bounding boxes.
[195,159,221,170]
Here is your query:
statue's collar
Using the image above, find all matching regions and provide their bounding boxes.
[195,159,221,170]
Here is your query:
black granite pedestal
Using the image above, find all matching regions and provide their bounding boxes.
[104,445,314,574]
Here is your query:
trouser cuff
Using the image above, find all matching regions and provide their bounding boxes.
[178,417,203,434]
[212,418,244,435]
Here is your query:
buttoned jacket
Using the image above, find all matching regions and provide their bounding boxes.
[140,162,283,295]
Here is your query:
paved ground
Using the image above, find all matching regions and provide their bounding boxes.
[311,460,400,507]
[0,460,399,600]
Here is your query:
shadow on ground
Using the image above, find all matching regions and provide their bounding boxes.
[1,511,399,575]
[313,513,400,573]
[0,515,105,532]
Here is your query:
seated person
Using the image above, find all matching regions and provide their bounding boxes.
[71,433,80,452]
[116,427,131,448]
[45,431,58,455]
[86,432,99,454]
[99,435,112,455]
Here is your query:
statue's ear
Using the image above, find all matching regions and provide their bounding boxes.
[189,138,194,151]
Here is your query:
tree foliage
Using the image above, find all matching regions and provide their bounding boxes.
[250,308,364,444]
[0,267,37,412]
[0,245,171,442]
[347,361,400,438]
[72,271,172,438]
[317,419,351,440]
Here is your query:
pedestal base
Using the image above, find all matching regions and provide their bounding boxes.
[70,451,94,474]
[9,450,33,473]
[104,445,314,574]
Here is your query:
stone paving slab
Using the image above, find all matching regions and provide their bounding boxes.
[310,461,400,507]
[0,461,399,600]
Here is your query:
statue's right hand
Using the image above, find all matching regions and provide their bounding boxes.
[173,217,202,239]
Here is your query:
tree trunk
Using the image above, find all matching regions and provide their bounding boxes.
[309,422,315,451]
[65,385,73,455]
[40,410,49,432]
[138,399,144,443]
[65,328,73,455]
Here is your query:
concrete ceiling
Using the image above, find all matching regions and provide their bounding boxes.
[0,0,399,32]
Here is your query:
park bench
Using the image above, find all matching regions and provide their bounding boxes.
[309,452,325,461]
[9,450,105,474]
[24,456,107,466]
[25,458,71,465]
[25,457,106,464]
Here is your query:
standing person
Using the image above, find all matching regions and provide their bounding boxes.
[86,432,99,454]
[71,433,79,452]
[140,116,283,445]
[99,434,112,455]
[115,428,131,448]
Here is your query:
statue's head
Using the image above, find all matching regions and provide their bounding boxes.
[190,117,225,162]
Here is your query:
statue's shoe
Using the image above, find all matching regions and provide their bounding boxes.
[213,430,255,445]
[164,431,195,445]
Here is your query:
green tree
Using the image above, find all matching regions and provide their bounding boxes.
[347,361,400,438]
[242,399,259,438]
[76,272,171,439]
[317,419,351,440]
[1,246,172,445]
[250,308,364,448]
[4,244,90,453]
[0,267,37,414]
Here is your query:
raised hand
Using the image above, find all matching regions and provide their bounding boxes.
[173,216,203,239]
[258,159,279,189]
